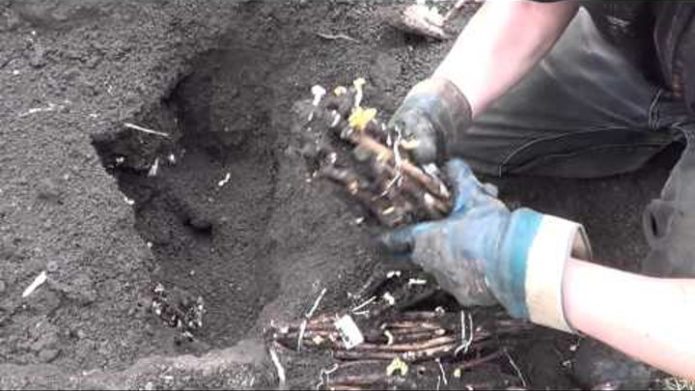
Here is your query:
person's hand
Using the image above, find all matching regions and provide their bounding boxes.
[389,78,472,164]
[380,159,592,332]
[379,159,514,309]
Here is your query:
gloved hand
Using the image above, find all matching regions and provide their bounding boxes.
[380,159,592,332]
[389,78,472,164]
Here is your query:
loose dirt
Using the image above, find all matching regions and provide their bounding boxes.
[0,0,671,389]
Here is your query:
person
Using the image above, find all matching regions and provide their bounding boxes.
[382,0,695,385]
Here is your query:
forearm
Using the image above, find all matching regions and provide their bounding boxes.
[434,0,578,116]
[563,258,695,379]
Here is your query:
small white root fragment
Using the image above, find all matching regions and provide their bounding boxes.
[307,288,327,319]
[353,78,366,108]
[124,196,135,206]
[297,320,308,351]
[384,329,395,345]
[19,102,63,118]
[269,347,286,389]
[298,288,328,351]
[382,292,396,306]
[316,363,340,390]
[436,358,448,385]
[147,158,160,177]
[454,310,474,356]
[308,85,327,122]
[311,85,327,106]
[123,122,170,138]
[316,32,360,43]
[351,295,376,313]
[504,349,528,388]
[408,278,427,286]
[22,271,47,298]
[217,172,231,188]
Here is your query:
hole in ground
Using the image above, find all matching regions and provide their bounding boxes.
[89,0,402,361]
[94,46,282,348]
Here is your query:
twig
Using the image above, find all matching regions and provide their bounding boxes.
[316,32,360,43]
[454,310,474,356]
[308,288,328,318]
[457,350,505,371]
[19,103,63,118]
[22,271,47,298]
[123,122,170,138]
[269,347,287,389]
[351,336,456,353]
[351,296,377,313]
[299,288,328,351]
[504,349,528,388]
[436,358,448,386]
[316,363,339,390]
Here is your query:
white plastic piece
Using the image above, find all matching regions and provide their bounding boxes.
[335,314,364,350]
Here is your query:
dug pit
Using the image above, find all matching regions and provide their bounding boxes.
[90,2,395,360]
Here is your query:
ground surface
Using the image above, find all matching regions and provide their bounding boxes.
[0,0,672,389]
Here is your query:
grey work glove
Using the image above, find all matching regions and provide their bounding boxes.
[389,78,472,164]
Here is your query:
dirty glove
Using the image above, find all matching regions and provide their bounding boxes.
[389,78,472,164]
[380,159,592,332]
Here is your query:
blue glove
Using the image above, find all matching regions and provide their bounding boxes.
[380,159,592,331]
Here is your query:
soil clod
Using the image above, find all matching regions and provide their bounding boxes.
[150,282,205,340]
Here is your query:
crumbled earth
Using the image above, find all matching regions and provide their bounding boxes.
[0,0,671,389]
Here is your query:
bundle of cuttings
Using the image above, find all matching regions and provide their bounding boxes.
[268,270,533,390]
[297,78,453,227]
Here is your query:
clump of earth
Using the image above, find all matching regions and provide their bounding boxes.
[0,0,673,388]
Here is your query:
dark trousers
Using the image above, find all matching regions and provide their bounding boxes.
[451,9,695,277]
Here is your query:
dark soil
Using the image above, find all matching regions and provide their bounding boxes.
[0,0,672,389]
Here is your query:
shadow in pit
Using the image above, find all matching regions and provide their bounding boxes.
[92,47,281,350]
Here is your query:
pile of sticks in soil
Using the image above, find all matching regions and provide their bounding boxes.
[268,269,531,390]
[297,78,453,227]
